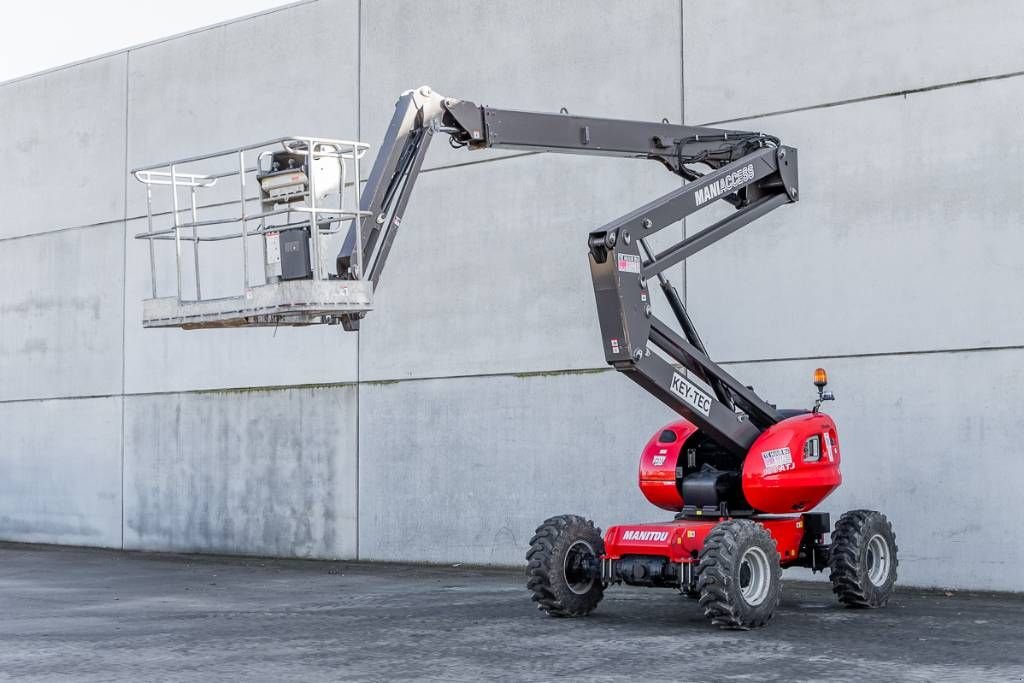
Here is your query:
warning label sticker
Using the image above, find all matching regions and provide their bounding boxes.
[265,232,281,264]
[617,253,641,273]
[761,447,795,475]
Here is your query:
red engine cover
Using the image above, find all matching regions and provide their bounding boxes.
[741,413,842,513]
[638,414,842,514]
[638,419,698,511]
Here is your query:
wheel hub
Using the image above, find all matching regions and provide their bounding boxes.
[563,540,597,595]
[866,533,891,587]
[738,546,772,606]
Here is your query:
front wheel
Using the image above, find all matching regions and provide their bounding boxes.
[697,519,782,629]
[829,510,898,608]
[526,514,604,617]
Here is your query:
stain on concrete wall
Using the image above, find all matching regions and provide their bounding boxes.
[123,386,358,558]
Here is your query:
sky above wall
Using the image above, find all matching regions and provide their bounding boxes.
[0,0,294,82]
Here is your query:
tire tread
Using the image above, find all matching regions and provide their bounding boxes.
[696,519,781,629]
[829,509,898,608]
[526,514,604,617]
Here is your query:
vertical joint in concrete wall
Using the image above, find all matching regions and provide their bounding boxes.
[120,49,131,551]
[355,0,363,562]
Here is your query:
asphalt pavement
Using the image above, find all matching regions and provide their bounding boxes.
[1,543,1022,682]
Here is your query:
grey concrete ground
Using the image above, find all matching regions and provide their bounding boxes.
[1,543,1022,682]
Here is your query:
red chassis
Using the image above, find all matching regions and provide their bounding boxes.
[605,516,814,572]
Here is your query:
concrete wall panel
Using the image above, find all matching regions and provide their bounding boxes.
[123,385,357,559]
[722,349,1024,592]
[358,154,683,381]
[357,370,676,565]
[121,219,359,394]
[360,0,682,171]
[686,77,1024,363]
[0,226,124,402]
[119,1,362,394]
[0,55,127,239]
[683,0,1024,124]
[125,0,359,216]
[0,397,122,548]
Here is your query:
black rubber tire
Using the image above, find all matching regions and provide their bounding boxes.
[829,510,898,608]
[696,519,782,629]
[526,514,605,617]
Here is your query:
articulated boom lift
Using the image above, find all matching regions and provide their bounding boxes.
[133,86,898,629]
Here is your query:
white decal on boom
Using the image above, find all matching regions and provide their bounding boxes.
[693,164,756,207]
[670,373,713,416]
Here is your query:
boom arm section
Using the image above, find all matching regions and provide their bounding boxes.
[337,86,799,455]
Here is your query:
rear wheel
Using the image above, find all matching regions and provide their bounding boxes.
[526,514,604,617]
[696,519,782,629]
[829,510,898,608]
